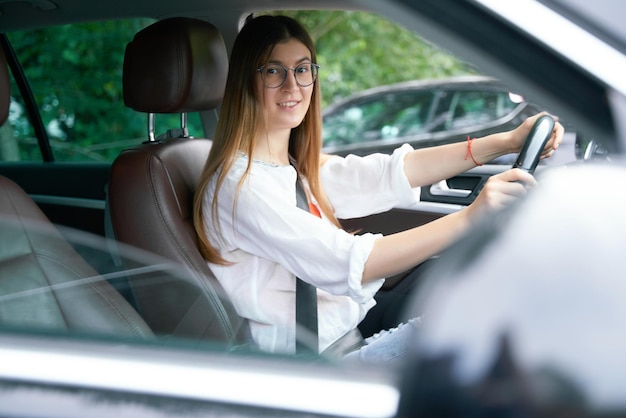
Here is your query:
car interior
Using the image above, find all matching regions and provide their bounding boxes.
[0,0,615,348]
[0,6,438,359]
[108,16,248,346]
[0,0,625,415]
[113,12,426,347]
[0,16,253,353]
[0,8,522,357]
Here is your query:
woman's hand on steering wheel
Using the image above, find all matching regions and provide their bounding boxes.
[466,112,564,221]
[510,112,564,160]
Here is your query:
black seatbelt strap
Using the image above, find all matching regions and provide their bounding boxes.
[294,177,319,354]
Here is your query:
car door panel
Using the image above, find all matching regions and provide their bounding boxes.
[340,165,507,234]
[421,165,506,206]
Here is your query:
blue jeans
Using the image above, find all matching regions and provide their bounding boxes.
[343,317,421,364]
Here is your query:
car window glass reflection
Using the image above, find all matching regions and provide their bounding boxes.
[0,219,242,353]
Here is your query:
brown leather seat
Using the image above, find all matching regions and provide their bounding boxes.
[0,46,152,338]
[108,17,248,345]
[0,177,153,337]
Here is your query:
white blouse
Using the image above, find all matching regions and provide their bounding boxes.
[203,144,419,353]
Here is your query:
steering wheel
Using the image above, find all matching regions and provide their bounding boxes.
[512,114,555,174]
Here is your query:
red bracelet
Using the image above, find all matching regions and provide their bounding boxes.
[464,136,483,166]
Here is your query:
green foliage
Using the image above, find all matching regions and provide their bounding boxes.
[7,19,203,162]
[271,11,477,107]
[3,11,476,162]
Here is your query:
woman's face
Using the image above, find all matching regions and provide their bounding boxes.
[256,39,315,135]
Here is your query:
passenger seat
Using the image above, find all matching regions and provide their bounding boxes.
[0,177,153,337]
[108,17,249,346]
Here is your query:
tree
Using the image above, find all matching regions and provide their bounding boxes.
[274,10,477,107]
[6,19,202,162]
[2,11,476,162]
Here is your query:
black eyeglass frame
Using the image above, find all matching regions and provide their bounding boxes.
[257,63,320,88]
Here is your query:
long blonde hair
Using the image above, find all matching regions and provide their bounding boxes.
[193,15,341,265]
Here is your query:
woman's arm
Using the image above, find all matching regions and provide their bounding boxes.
[403,112,564,188]
[362,167,536,282]
[319,145,419,219]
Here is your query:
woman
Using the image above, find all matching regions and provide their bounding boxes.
[193,15,563,361]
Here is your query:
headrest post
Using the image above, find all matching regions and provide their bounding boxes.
[148,113,156,142]
[181,113,189,138]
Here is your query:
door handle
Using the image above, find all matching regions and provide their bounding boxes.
[429,180,471,198]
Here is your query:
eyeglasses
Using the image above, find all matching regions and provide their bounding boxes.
[257,63,320,88]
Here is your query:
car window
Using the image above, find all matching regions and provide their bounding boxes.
[3,19,205,163]
[393,91,437,136]
[323,90,436,145]
[428,90,456,132]
[448,90,519,130]
[427,89,518,133]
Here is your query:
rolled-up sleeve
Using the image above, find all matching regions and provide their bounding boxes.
[321,144,419,219]
[212,162,384,302]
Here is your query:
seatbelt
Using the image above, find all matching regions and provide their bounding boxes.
[294,177,319,354]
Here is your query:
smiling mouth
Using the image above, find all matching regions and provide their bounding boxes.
[278,101,299,108]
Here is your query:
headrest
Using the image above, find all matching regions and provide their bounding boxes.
[123,17,228,114]
[0,45,10,125]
